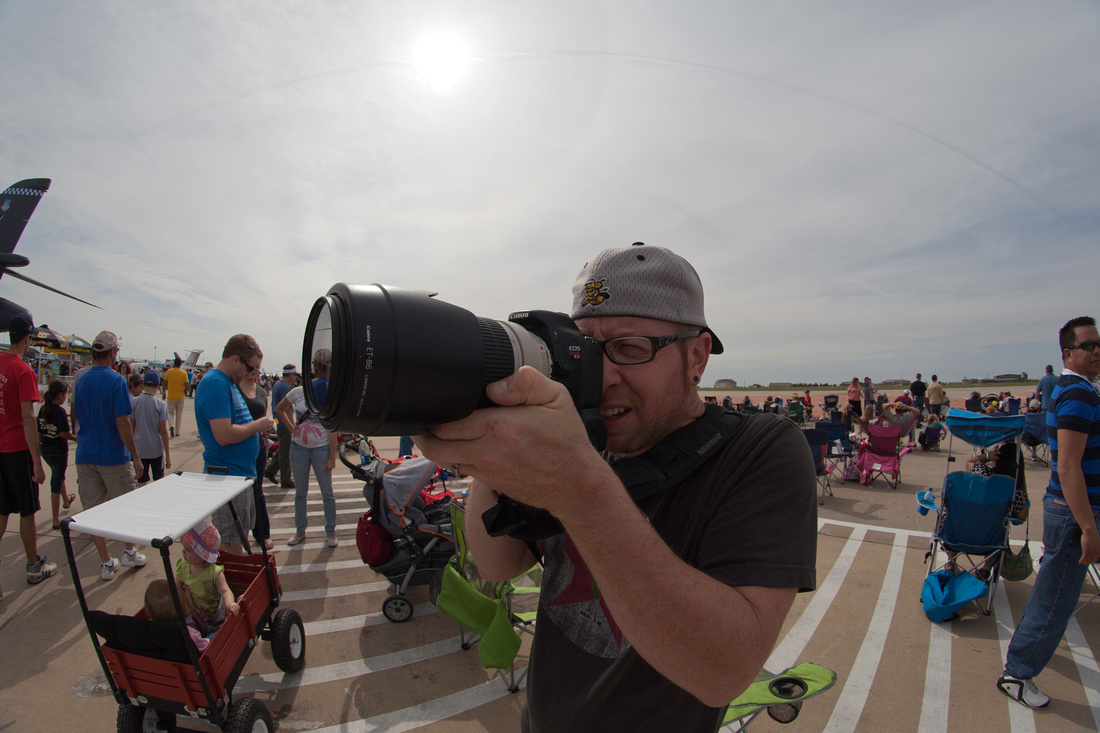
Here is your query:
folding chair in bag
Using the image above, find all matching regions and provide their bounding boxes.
[854,424,906,489]
[721,663,837,731]
[1021,411,1050,467]
[436,503,540,692]
[917,472,1016,620]
[803,429,834,505]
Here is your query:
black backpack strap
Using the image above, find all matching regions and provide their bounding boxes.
[614,404,744,501]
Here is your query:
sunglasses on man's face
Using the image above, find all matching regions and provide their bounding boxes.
[1068,341,1100,353]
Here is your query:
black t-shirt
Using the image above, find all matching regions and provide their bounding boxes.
[522,413,818,733]
[910,380,927,398]
[38,403,71,450]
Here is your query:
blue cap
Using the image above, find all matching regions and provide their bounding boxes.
[9,313,33,341]
[143,369,161,386]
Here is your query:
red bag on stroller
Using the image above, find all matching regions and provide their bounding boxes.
[357,462,394,565]
[357,509,394,566]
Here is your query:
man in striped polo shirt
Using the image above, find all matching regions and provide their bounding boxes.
[999,316,1100,709]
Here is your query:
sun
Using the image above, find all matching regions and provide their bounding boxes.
[411,31,472,94]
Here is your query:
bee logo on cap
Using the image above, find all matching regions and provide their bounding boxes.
[580,279,611,308]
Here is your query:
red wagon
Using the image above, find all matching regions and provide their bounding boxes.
[63,473,305,733]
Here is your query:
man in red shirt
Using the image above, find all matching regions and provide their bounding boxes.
[0,313,56,588]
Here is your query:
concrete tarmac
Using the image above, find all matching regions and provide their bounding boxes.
[2,392,1099,732]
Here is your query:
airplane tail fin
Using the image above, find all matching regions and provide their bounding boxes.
[0,179,51,256]
[182,350,203,370]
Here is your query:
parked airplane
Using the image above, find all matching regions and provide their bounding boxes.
[0,178,100,326]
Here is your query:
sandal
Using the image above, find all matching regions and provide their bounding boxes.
[62,494,75,510]
[52,522,61,531]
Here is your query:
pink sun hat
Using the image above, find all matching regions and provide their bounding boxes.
[181,519,221,564]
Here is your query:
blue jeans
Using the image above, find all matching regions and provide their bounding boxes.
[290,442,335,535]
[1005,495,1100,679]
[399,435,415,458]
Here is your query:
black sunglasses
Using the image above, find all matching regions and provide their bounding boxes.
[1068,341,1100,353]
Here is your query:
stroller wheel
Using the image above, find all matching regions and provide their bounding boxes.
[383,594,414,623]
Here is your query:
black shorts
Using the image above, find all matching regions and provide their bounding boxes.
[0,449,39,517]
[41,444,69,494]
[139,455,165,484]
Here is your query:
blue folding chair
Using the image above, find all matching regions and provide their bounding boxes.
[803,429,833,505]
[918,472,1017,619]
[813,422,853,481]
[1022,411,1049,467]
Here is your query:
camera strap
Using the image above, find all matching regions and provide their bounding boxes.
[613,403,744,504]
[483,404,745,550]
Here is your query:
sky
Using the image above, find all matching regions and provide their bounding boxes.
[1,1,1098,387]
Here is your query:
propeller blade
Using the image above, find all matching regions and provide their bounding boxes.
[3,269,102,309]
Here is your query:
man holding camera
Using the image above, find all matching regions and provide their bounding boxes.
[417,243,817,732]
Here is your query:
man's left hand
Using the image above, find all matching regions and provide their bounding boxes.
[415,366,609,517]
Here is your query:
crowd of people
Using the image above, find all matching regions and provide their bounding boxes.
[3,251,1099,727]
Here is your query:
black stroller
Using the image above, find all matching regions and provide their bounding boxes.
[344,451,456,622]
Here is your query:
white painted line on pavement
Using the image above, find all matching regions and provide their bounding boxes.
[234,637,462,692]
[302,603,439,635]
[820,517,931,540]
[267,496,367,509]
[281,580,393,602]
[918,619,952,733]
[991,580,1036,733]
[280,559,376,574]
[767,526,866,670]
[307,674,524,733]
[1064,618,1100,731]
[824,531,908,732]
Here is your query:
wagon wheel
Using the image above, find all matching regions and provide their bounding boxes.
[117,704,176,732]
[383,594,414,623]
[223,697,274,733]
[271,607,306,673]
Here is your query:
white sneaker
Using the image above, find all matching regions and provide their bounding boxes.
[997,674,1051,709]
[26,555,58,585]
[325,535,338,548]
[287,533,305,546]
[121,549,147,568]
[101,557,121,580]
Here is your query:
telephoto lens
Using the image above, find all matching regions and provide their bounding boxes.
[301,283,603,442]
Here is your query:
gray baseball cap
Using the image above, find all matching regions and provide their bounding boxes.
[571,242,723,354]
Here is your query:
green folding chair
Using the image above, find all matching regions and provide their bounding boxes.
[786,400,805,426]
[722,663,837,731]
[436,503,540,691]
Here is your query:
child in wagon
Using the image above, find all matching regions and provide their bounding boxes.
[176,519,240,634]
[143,578,210,653]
